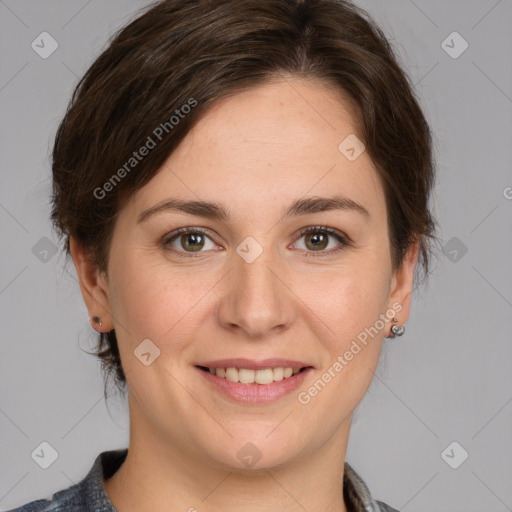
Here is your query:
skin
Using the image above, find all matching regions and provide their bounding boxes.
[71,76,418,512]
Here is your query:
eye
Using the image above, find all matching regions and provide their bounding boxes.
[293,226,350,258]
[162,227,219,257]
[162,225,350,258]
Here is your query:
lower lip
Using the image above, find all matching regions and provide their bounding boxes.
[196,367,313,404]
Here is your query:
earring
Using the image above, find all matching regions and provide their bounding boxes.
[387,317,405,338]
[91,316,103,331]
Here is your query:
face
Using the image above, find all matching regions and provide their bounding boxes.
[73,76,416,471]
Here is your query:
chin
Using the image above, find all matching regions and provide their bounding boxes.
[200,428,305,472]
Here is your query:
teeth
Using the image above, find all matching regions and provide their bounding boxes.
[255,368,274,384]
[273,367,284,381]
[225,367,239,382]
[208,366,302,384]
[239,368,255,384]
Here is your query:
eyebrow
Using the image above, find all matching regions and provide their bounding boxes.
[137,194,370,224]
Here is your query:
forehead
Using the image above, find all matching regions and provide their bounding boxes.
[176,76,362,167]
[128,77,386,224]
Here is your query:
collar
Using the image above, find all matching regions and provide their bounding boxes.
[75,449,392,512]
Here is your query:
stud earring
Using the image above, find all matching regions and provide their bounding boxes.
[387,317,405,338]
[91,316,103,331]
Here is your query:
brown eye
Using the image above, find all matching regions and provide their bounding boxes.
[163,227,218,256]
[304,231,329,251]
[178,232,205,252]
[294,226,350,257]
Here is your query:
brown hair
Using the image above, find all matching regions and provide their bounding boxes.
[51,0,439,394]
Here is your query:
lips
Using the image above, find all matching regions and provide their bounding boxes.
[194,358,313,403]
[196,358,312,371]
[195,359,314,405]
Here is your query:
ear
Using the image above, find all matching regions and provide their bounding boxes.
[386,241,419,333]
[69,236,113,332]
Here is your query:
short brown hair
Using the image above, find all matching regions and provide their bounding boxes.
[51,0,439,393]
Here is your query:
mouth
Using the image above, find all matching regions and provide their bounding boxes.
[196,365,311,385]
[194,359,314,403]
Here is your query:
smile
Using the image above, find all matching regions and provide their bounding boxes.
[195,361,313,404]
[198,366,307,385]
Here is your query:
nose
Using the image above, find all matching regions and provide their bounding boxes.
[216,242,295,338]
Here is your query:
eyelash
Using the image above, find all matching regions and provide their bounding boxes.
[161,225,351,259]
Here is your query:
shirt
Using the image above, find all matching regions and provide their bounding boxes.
[6,449,399,512]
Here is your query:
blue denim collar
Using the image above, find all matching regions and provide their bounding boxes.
[9,449,398,512]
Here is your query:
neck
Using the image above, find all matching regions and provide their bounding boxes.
[104,403,352,512]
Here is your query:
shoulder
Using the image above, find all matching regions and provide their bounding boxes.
[375,500,401,512]
[5,449,127,512]
[4,484,83,512]
[343,461,401,512]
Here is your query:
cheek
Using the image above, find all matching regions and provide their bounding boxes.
[108,252,215,352]
[298,260,390,344]
[294,272,389,414]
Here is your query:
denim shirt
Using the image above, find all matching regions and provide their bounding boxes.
[6,449,399,512]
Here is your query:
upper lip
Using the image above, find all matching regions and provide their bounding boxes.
[196,358,313,370]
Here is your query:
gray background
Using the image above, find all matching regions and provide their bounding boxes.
[0,1,511,511]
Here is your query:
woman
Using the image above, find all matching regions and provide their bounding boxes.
[9,0,437,511]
